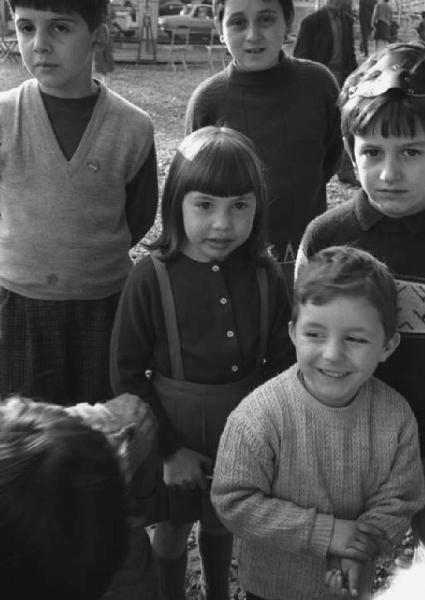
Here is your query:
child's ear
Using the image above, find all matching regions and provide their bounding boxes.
[379,332,400,363]
[93,24,109,49]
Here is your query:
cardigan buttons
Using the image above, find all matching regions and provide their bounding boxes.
[227,330,234,338]
[231,365,239,373]
[212,264,220,272]
[220,297,228,305]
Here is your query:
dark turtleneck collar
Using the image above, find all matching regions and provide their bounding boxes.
[226,51,290,86]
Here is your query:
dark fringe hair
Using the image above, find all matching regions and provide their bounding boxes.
[8,0,108,30]
[148,126,270,263]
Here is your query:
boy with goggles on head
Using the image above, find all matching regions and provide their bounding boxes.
[297,39,425,547]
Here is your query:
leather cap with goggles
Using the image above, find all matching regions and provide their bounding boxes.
[347,48,425,99]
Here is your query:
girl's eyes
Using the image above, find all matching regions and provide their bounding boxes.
[234,201,249,210]
[403,148,421,157]
[195,202,212,210]
[362,148,380,159]
[17,23,34,34]
[361,148,422,159]
[53,23,71,33]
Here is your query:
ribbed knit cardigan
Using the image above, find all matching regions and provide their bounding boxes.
[212,365,425,599]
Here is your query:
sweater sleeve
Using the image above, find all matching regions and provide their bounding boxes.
[109,259,183,458]
[357,408,425,548]
[125,141,158,247]
[211,405,334,558]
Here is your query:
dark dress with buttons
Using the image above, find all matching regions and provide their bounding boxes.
[110,249,294,524]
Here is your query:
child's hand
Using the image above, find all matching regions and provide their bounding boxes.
[325,555,347,597]
[325,555,363,597]
[340,558,363,598]
[330,519,379,562]
[164,447,213,491]
[355,521,391,555]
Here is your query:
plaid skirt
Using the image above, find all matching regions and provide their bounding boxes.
[0,287,120,405]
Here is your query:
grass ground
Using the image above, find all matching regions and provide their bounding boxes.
[0,60,399,598]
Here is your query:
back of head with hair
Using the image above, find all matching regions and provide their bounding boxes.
[8,0,108,30]
[150,126,269,262]
[340,41,425,154]
[293,246,398,341]
[0,397,128,600]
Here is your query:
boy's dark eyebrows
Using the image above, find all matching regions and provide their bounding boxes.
[16,15,77,23]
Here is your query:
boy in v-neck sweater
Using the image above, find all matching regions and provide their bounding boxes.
[0,0,158,408]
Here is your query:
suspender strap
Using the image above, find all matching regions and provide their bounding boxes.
[152,255,269,379]
[151,255,185,381]
[256,266,269,368]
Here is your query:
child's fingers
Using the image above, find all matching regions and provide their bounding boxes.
[347,571,359,597]
[356,521,385,539]
[346,534,379,560]
[355,522,392,553]
[345,563,361,597]
[325,569,349,597]
[337,546,370,562]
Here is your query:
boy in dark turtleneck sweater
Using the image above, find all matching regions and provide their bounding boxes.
[185,0,342,266]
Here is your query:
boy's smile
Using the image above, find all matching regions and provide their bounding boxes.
[15,8,104,98]
[289,296,399,408]
[217,0,286,72]
[353,125,425,218]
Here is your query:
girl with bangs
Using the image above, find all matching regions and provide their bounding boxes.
[110,126,293,600]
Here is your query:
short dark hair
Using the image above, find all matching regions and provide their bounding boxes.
[293,246,398,341]
[340,42,425,155]
[212,0,294,26]
[0,397,128,600]
[8,0,108,30]
[149,126,269,262]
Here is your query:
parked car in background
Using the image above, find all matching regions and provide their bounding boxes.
[110,0,139,38]
[159,1,185,15]
[157,3,219,43]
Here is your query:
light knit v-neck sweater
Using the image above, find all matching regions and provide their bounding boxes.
[0,79,154,300]
[212,365,425,599]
